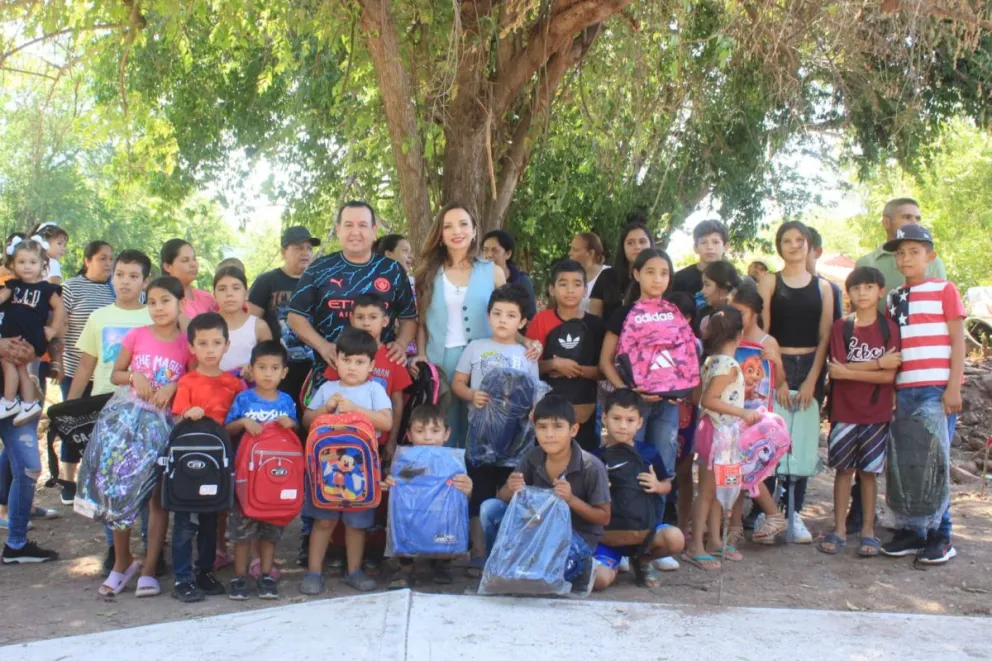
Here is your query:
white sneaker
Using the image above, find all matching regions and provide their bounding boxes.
[789,512,813,544]
[652,556,679,572]
[13,401,41,426]
[0,398,19,420]
[617,557,631,573]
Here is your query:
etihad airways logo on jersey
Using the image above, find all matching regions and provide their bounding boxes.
[633,311,674,324]
[325,298,393,313]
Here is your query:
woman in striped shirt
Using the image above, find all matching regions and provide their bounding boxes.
[60,241,115,398]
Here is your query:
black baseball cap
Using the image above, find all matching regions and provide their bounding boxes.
[883,224,934,252]
[281,226,321,248]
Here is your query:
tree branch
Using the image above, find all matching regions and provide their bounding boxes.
[489,0,632,116]
[0,23,126,68]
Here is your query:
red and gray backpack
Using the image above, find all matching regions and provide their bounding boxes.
[614,298,700,398]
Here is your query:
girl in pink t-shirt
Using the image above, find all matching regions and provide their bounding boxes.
[161,238,217,322]
[101,276,189,598]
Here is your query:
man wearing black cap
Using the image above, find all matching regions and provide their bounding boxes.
[248,225,321,414]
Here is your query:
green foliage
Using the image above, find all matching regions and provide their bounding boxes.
[849,120,992,291]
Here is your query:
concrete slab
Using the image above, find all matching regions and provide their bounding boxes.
[4,591,989,661]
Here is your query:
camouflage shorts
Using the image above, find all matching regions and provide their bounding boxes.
[229,507,285,544]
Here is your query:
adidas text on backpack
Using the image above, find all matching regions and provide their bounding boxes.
[615,298,700,398]
[160,418,234,513]
[235,424,306,526]
[306,413,382,511]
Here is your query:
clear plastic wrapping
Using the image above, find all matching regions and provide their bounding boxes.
[478,487,572,596]
[385,446,469,558]
[886,400,950,531]
[73,389,174,529]
[467,368,544,467]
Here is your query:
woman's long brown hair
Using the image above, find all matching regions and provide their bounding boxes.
[414,203,480,317]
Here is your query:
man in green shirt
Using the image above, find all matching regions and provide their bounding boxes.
[855,197,946,313]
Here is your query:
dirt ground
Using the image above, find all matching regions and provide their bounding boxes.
[2,457,991,646]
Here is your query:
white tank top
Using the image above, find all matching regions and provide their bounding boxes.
[581,265,610,313]
[220,316,257,373]
[442,270,469,348]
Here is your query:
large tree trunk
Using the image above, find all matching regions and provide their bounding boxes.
[358,0,432,251]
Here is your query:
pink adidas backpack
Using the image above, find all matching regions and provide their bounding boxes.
[615,298,700,398]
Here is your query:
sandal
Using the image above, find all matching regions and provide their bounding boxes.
[817,533,847,555]
[858,536,881,558]
[713,545,743,562]
[465,557,484,579]
[725,526,745,549]
[135,576,161,598]
[387,572,415,590]
[98,561,140,597]
[214,550,233,570]
[680,552,721,570]
[753,512,786,545]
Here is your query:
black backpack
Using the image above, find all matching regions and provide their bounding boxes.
[601,443,655,546]
[160,418,234,513]
[397,362,451,446]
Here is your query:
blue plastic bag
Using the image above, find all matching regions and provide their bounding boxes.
[478,487,572,596]
[386,446,469,558]
[886,400,950,532]
[467,368,544,467]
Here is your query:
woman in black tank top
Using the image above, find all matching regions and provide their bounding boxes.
[756,221,834,533]
[758,221,833,409]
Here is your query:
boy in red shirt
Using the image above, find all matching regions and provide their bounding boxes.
[323,294,412,459]
[819,267,900,559]
[171,312,244,602]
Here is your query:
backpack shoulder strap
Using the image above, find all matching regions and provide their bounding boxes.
[842,316,855,353]
[877,315,891,348]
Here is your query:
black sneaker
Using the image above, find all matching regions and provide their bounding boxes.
[258,574,279,600]
[102,545,116,577]
[1,540,59,564]
[917,536,957,565]
[196,571,226,596]
[229,576,250,601]
[569,557,595,598]
[172,579,205,603]
[58,480,76,505]
[882,530,926,557]
[297,535,310,568]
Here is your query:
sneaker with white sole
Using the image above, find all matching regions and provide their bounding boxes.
[916,535,957,565]
[0,398,19,420]
[652,556,680,572]
[789,512,813,544]
[13,401,41,426]
[2,540,59,564]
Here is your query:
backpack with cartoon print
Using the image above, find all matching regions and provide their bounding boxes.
[305,413,382,511]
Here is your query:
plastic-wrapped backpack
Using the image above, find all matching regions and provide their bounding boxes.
[737,409,791,497]
[467,368,542,467]
[386,446,469,558]
[74,389,174,528]
[478,486,573,596]
[886,400,950,531]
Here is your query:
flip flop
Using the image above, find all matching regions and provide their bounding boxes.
[817,533,846,555]
[680,552,721,570]
[713,545,743,562]
[858,536,881,558]
[99,561,140,597]
[638,562,663,588]
[465,557,484,579]
[135,576,161,598]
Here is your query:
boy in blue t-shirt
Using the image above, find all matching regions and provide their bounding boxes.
[225,340,298,600]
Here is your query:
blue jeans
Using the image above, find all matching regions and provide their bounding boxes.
[897,386,956,541]
[172,511,218,583]
[635,400,679,524]
[0,419,41,548]
[479,498,508,559]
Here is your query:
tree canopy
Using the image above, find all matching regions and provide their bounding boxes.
[2,1,991,279]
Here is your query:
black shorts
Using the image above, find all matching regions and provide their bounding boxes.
[467,464,514,517]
